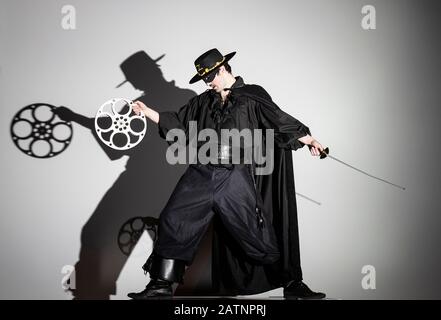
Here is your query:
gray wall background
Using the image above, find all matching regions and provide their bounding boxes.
[1,0,440,299]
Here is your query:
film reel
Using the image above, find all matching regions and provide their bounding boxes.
[118,216,158,256]
[10,103,73,158]
[94,98,147,150]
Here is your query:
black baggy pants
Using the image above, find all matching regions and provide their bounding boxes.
[154,164,280,265]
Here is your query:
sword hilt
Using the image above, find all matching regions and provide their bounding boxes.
[320,147,330,159]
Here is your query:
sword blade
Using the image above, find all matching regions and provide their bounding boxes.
[323,151,406,190]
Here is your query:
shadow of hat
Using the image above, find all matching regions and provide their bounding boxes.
[116,51,165,88]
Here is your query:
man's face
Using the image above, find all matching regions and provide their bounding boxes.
[204,66,226,93]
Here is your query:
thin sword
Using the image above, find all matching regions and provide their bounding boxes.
[320,147,406,190]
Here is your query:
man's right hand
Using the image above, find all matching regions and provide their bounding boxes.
[132,101,148,116]
[132,101,159,124]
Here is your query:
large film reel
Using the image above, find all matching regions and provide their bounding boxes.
[94,98,147,150]
[10,103,73,158]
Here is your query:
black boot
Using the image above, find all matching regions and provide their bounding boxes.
[283,280,326,300]
[127,278,172,299]
[128,255,186,300]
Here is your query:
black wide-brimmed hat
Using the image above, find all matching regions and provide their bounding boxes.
[189,48,236,84]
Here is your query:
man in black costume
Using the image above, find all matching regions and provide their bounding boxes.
[128,48,326,299]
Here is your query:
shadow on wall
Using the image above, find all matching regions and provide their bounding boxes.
[56,51,199,299]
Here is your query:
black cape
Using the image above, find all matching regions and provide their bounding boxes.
[159,80,311,295]
[214,85,309,295]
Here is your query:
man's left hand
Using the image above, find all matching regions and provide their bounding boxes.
[309,139,324,157]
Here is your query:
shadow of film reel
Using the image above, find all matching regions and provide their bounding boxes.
[10,103,73,158]
[94,98,147,150]
[118,216,159,256]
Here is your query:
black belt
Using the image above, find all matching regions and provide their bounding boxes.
[197,145,245,165]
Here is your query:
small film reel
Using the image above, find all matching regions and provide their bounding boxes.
[95,98,147,150]
[10,103,73,158]
[118,216,158,256]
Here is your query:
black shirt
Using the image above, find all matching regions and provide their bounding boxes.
[158,76,310,152]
